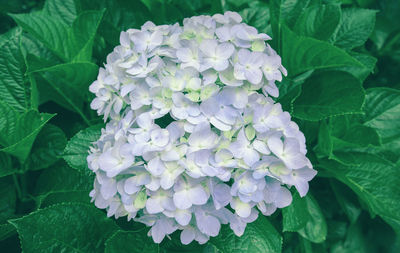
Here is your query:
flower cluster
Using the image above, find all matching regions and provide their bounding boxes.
[87,11,316,244]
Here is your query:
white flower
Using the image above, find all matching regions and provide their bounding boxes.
[281,167,317,197]
[97,139,135,177]
[199,39,234,71]
[88,11,314,245]
[173,177,209,209]
[234,49,264,84]
[131,30,163,52]
[229,129,260,167]
[267,136,309,170]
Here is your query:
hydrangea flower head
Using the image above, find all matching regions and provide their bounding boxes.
[88,11,316,244]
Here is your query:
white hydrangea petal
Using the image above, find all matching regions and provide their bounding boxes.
[189,185,208,205]
[173,190,192,209]
[146,198,164,214]
[253,139,270,155]
[181,228,196,245]
[147,157,166,176]
[175,209,192,226]
[196,212,221,236]
[124,177,141,194]
[275,187,293,208]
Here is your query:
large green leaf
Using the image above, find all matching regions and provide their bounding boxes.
[66,10,106,62]
[293,4,341,41]
[341,88,400,163]
[9,203,119,253]
[297,195,327,243]
[0,29,28,112]
[314,120,333,158]
[10,12,69,61]
[270,0,312,37]
[32,62,98,123]
[0,223,16,241]
[293,71,365,121]
[35,162,93,197]
[334,52,377,82]
[321,154,400,234]
[0,178,16,223]
[0,102,55,162]
[332,8,377,50]
[26,124,67,171]
[21,33,62,72]
[63,124,103,172]
[42,0,77,26]
[282,193,327,243]
[282,192,310,232]
[10,8,104,62]
[363,88,400,141]
[276,70,313,113]
[34,162,93,207]
[330,181,361,224]
[80,0,151,46]
[0,152,13,178]
[105,230,159,253]
[281,26,363,77]
[210,216,282,253]
[315,114,382,165]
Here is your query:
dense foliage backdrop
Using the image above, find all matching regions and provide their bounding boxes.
[0,0,399,252]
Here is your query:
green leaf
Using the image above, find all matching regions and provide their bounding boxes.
[21,33,62,72]
[0,102,55,162]
[63,125,103,171]
[26,124,67,171]
[332,125,381,150]
[34,162,93,198]
[320,154,400,234]
[10,12,69,61]
[314,120,333,157]
[330,221,368,253]
[34,152,93,208]
[363,88,400,141]
[240,1,270,34]
[330,180,361,224]
[32,62,98,124]
[105,230,159,253]
[10,8,104,62]
[210,216,282,253]
[43,0,77,26]
[282,192,310,232]
[0,152,13,178]
[281,26,364,77]
[39,191,92,208]
[0,178,16,223]
[0,29,28,112]
[9,203,119,253]
[0,223,16,241]
[332,8,377,50]
[315,114,382,164]
[80,0,151,46]
[270,0,312,36]
[66,10,105,62]
[282,193,327,243]
[293,71,365,121]
[297,195,327,243]
[334,52,377,82]
[276,70,313,113]
[293,4,341,41]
